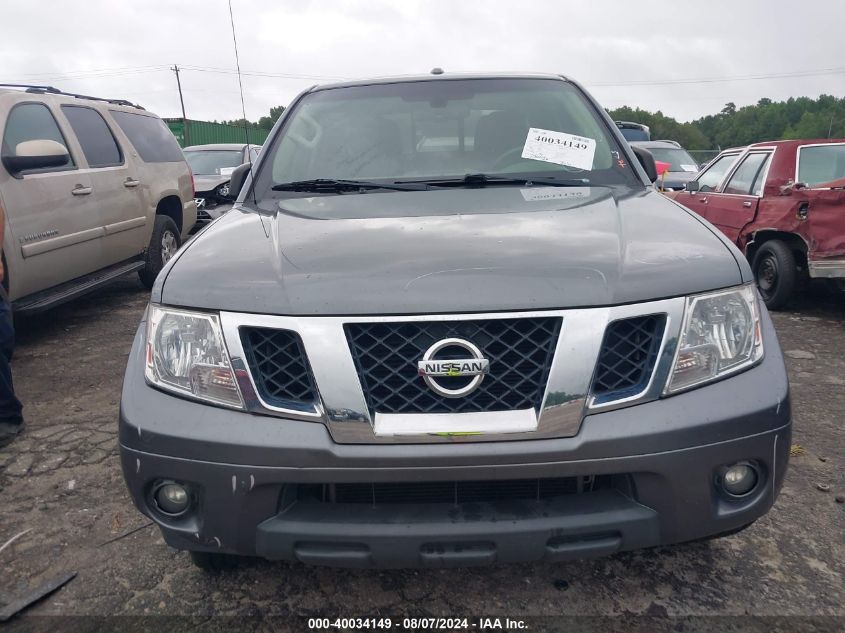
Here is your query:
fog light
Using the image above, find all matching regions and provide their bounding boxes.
[154,482,190,516]
[721,463,758,497]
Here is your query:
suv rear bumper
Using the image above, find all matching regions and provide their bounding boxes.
[119,313,791,568]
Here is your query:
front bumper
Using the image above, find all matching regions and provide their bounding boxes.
[809,259,845,279]
[119,313,791,568]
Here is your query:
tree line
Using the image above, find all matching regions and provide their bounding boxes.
[607,94,845,150]
[215,105,286,131]
[213,95,845,151]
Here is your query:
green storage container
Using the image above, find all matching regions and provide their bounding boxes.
[165,118,270,148]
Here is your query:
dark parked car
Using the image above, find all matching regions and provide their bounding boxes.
[667,139,845,308]
[631,140,700,191]
[616,120,650,142]
[120,73,790,571]
[184,143,260,230]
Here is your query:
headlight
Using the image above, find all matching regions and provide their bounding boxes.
[666,284,763,393]
[217,182,230,198]
[145,305,244,408]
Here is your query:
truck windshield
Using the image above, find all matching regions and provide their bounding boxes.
[254,78,639,198]
[648,147,699,172]
[798,144,845,187]
[184,150,243,175]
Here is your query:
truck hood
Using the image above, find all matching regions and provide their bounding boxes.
[159,186,744,315]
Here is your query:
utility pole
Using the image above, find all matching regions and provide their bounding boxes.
[171,64,189,146]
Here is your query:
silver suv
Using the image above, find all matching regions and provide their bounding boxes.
[184,143,260,231]
[630,140,701,191]
[0,85,197,312]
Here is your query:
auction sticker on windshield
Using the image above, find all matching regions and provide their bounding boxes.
[521,128,596,170]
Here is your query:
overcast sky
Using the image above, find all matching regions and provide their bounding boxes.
[3,0,844,125]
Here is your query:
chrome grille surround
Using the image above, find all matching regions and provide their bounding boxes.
[218,297,685,444]
[592,315,668,404]
[240,327,318,411]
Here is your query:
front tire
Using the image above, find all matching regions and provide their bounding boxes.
[752,240,797,310]
[139,215,181,289]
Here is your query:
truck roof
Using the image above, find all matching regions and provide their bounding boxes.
[310,71,568,92]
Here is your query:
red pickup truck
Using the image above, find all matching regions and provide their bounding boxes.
[668,139,845,308]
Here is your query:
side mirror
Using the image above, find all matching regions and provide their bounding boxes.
[630,146,658,183]
[2,139,70,175]
[685,181,700,193]
[225,163,252,200]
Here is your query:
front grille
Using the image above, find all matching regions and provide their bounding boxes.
[592,314,666,401]
[345,318,561,415]
[299,475,612,505]
[240,327,317,408]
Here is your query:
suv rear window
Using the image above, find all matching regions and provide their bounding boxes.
[619,126,649,142]
[62,105,122,168]
[109,111,184,163]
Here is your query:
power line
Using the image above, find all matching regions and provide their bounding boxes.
[7,68,170,84]
[10,63,845,91]
[589,66,845,87]
[7,64,167,78]
[178,64,348,81]
[9,64,346,84]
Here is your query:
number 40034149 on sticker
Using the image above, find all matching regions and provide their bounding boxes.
[521,127,596,170]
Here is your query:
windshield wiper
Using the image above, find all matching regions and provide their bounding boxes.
[272,178,428,193]
[397,174,590,188]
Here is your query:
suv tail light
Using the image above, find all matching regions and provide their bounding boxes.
[188,166,195,197]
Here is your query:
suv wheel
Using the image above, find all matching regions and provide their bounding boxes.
[189,550,241,572]
[752,240,797,310]
[139,216,181,289]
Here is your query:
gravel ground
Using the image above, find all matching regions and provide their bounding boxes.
[0,277,843,628]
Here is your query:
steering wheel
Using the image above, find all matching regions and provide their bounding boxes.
[490,147,527,172]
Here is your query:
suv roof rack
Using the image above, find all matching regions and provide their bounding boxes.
[0,83,145,110]
[615,120,650,130]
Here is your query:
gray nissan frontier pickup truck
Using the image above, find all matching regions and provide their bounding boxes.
[119,73,791,571]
